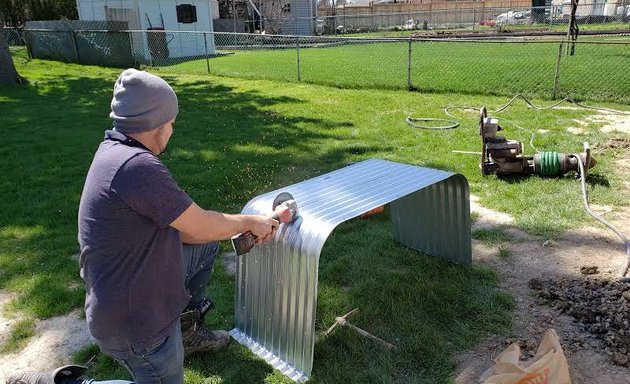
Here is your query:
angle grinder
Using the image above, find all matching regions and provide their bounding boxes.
[231,192,298,256]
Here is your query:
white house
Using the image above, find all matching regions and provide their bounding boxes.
[76,0,216,64]
[555,0,624,18]
[276,0,317,35]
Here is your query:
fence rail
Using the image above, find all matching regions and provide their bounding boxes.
[21,28,630,104]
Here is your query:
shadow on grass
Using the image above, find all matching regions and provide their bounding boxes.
[495,172,610,189]
[0,75,364,319]
[3,73,509,382]
[309,212,512,383]
[585,173,611,188]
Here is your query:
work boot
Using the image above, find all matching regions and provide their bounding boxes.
[180,309,229,355]
[6,365,87,384]
[197,297,214,317]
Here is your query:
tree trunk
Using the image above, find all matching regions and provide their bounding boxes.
[0,26,24,84]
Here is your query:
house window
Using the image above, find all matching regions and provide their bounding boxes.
[282,3,291,12]
[176,4,197,23]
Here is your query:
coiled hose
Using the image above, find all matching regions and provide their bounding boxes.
[405,117,459,130]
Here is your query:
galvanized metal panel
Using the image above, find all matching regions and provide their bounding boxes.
[229,158,471,382]
[390,174,471,266]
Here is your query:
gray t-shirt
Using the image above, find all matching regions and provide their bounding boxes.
[78,130,193,357]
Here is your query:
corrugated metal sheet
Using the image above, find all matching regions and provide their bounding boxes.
[229,158,471,382]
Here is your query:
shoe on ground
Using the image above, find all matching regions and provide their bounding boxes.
[180,309,229,355]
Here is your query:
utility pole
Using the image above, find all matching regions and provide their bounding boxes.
[566,0,579,55]
[232,0,237,32]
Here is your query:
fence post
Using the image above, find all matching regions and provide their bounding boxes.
[71,30,80,63]
[552,41,564,100]
[296,35,301,82]
[407,37,413,90]
[473,9,476,32]
[146,31,153,67]
[23,30,33,60]
[204,32,210,74]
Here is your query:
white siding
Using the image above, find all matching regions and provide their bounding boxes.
[280,0,314,35]
[76,0,215,60]
[137,0,215,58]
[76,0,107,19]
[211,0,220,20]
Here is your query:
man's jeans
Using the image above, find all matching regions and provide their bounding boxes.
[89,242,219,384]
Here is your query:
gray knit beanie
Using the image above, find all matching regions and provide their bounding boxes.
[110,69,179,134]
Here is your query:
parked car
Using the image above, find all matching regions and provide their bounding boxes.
[402,19,416,30]
[496,10,531,24]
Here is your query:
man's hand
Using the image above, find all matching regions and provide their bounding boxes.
[247,215,278,244]
[171,202,279,244]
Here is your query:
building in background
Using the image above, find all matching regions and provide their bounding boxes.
[75,0,216,63]
[240,0,317,34]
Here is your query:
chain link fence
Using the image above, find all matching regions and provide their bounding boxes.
[21,29,630,104]
[238,3,630,35]
[313,3,630,35]
[1,28,26,46]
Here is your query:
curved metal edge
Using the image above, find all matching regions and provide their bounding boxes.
[231,197,337,379]
[228,329,308,383]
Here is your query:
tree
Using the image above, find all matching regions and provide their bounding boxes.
[28,0,78,21]
[0,0,78,26]
[0,26,24,84]
[262,0,288,34]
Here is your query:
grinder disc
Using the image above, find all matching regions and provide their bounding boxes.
[272,192,297,216]
[273,192,295,210]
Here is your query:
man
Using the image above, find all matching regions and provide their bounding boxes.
[7,69,278,384]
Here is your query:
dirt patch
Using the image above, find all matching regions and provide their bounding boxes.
[599,138,630,150]
[0,293,18,350]
[567,127,589,135]
[0,296,91,383]
[587,113,630,135]
[530,277,630,367]
[470,195,514,230]
[455,202,630,384]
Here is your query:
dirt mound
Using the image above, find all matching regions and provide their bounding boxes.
[530,277,630,367]
[599,138,630,150]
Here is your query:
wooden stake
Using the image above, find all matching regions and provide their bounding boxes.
[325,308,398,352]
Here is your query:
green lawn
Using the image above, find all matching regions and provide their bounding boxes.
[1,48,629,383]
[162,39,630,104]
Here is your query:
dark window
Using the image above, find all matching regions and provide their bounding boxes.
[176,4,197,23]
[282,3,291,12]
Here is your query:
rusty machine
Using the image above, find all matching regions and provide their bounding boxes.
[479,106,597,177]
